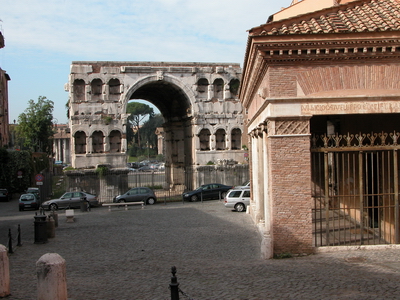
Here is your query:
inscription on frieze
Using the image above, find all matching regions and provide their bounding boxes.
[302,101,400,115]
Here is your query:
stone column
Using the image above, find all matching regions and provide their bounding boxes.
[223,83,230,99]
[207,85,213,100]
[256,127,265,223]
[261,123,273,259]
[0,245,10,297]
[104,136,110,153]
[36,253,67,300]
[87,135,92,154]
[250,130,260,222]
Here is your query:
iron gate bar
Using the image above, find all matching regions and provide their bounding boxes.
[395,149,399,244]
[311,131,400,247]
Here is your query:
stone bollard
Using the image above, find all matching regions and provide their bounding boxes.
[46,215,55,238]
[50,211,58,227]
[0,245,10,297]
[36,253,67,300]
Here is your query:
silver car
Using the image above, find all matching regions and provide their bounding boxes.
[113,187,157,205]
[224,188,251,212]
[41,191,99,210]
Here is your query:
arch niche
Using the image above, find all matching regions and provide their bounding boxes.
[123,75,194,187]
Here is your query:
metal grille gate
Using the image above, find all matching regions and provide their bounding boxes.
[311,132,400,247]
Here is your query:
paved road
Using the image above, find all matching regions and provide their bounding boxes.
[0,198,400,299]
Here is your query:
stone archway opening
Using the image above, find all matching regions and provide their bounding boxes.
[128,80,193,189]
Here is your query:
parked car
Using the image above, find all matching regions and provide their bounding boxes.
[235,180,250,189]
[138,166,153,172]
[26,187,40,203]
[224,188,251,212]
[41,191,99,210]
[113,187,157,205]
[19,193,40,211]
[0,189,9,202]
[182,183,233,202]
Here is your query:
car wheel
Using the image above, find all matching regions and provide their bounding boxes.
[147,198,156,205]
[221,192,227,199]
[118,199,125,203]
[235,203,246,212]
[19,207,23,211]
[49,203,58,211]
[190,195,198,202]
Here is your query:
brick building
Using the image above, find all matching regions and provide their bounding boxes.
[0,30,10,148]
[240,0,400,257]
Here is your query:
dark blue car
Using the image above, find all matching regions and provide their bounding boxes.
[182,183,233,202]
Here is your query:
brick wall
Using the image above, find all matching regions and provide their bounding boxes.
[268,134,313,255]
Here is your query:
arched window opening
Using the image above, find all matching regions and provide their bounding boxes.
[231,128,242,150]
[92,131,104,153]
[91,78,103,101]
[74,131,87,154]
[109,130,121,153]
[73,79,85,102]
[197,78,209,98]
[199,129,211,151]
[229,79,240,98]
[213,78,224,99]
[108,78,121,101]
[215,129,226,150]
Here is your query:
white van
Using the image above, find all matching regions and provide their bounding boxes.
[224,188,251,212]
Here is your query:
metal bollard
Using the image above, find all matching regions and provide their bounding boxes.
[36,253,67,300]
[170,266,179,300]
[7,229,13,254]
[17,224,22,247]
[0,244,10,297]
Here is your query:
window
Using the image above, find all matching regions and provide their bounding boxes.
[108,78,121,101]
[199,129,211,151]
[73,79,85,102]
[215,129,226,150]
[109,130,121,153]
[197,78,209,98]
[92,131,104,153]
[74,131,87,154]
[231,128,242,150]
[229,191,242,198]
[213,78,224,99]
[229,79,240,97]
[91,79,103,101]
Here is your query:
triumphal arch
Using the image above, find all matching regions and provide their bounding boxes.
[65,61,246,185]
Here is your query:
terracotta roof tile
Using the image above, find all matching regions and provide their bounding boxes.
[250,0,400,36]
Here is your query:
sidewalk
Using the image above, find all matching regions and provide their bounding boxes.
[3,201,400,299]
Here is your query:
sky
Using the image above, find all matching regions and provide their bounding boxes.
[1,0,287,124]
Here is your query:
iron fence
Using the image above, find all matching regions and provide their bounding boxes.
[63,165,249,204]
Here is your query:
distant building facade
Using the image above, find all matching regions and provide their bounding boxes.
[240,0,400,257]
[53,124,71,165]
[66,62,247,186]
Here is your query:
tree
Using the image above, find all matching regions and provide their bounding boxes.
[17,96,54,155]
[126,102,154,148]
[141,114,164,151]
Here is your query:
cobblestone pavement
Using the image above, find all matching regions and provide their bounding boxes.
[1,199,400,299]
